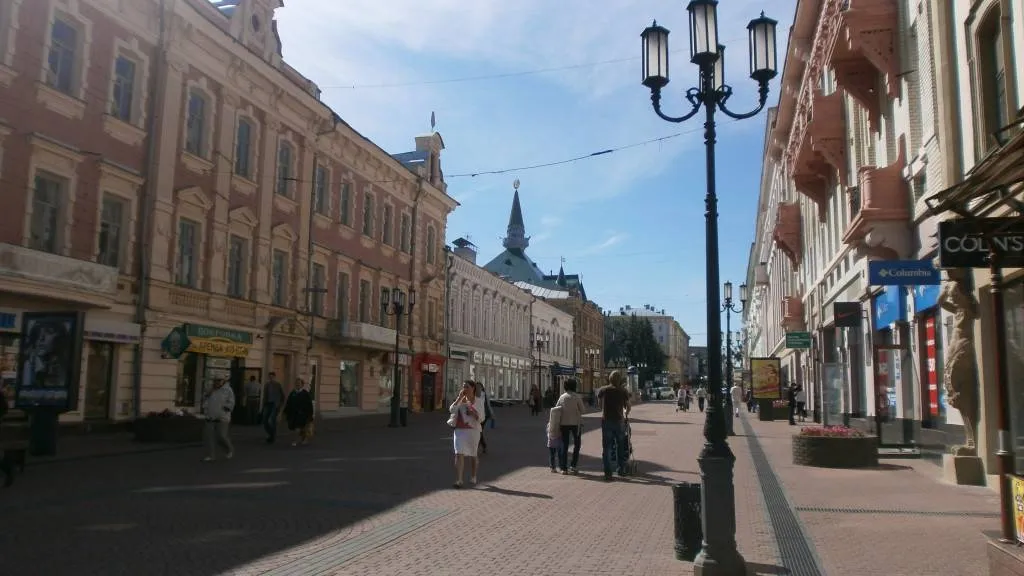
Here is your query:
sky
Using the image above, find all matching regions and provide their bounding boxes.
[276,0,798,347]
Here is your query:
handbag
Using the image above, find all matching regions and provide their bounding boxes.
[446,413,458,427]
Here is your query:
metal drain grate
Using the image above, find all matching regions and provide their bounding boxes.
[795,506,999,518]
[740,416,825,576]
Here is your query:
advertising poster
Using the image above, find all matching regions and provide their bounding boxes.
[14,311,84,411]
[1013,475,1024,544]
[750,357,782,399]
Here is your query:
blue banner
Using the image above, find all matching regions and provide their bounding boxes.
[872,286,907,328]
[868,259,940,286]
[912,284,941,313]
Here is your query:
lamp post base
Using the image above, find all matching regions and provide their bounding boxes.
[693,450,745,576]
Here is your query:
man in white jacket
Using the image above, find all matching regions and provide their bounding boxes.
[729,383,744,417]
[203,378,235,462]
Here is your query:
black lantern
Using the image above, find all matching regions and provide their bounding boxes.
[687,0,719,64]
[641,21,670,89]
[739,283,749,305]
[713,44,725,91]
[747,12,779,83]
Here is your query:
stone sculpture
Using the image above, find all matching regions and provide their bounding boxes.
[937,267,980,456]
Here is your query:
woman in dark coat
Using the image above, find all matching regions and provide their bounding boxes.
[283,378,314,446]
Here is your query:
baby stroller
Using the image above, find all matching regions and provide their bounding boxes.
[622,418,638,475]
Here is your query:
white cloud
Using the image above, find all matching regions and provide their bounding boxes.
[582,232,628,255]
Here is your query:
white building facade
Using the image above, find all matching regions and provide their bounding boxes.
[526,290,575,397]
[445,240,533,404]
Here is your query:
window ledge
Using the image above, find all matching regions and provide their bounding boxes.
[182,151,214,175]
[381,243,396,258]
[273,193,298,214]
[103,115,147,147]
[36,83,86,120]
[359,235,375,250]
[339,225,357,241]
[0,64,16,87]
[313,212,332,230]
[231,175,257,195]
[398,252,412,266]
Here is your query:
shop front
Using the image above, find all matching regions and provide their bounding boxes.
[412,352,446,412]
[161,323,254,420]
[1003,278,1024,474]
[871,286,912,445]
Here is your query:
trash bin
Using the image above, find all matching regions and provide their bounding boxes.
[672,481,703,561]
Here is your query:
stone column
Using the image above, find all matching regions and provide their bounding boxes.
[253,116,279,305]
[149,55,188,283]
[208,92,238,295]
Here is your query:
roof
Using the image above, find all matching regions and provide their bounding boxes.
[391,149,429,169]
[483,248,547,285]
[513,282,571,299]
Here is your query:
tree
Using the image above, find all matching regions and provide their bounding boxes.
[603,315,666,384]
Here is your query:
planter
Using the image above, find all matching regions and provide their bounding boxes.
[132,417,204,443]
[792,434,879,468]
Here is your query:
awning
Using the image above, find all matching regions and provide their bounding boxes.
[924,115,1024,225]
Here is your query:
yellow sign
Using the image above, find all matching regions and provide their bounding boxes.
[186,337,250,358]
[750,357,782,400]
[1013,475,1024,544]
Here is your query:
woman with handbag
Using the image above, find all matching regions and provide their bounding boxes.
[448,380,485,488]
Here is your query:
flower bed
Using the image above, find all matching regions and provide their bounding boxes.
[792,426,878,468]
[132,409,204,443]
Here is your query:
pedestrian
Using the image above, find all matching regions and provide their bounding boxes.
[696,385,707,412]
[449,380,485,488]
[262,371,285,444]
[676,386,686,412]
[787,383,798,425]
[596,370,632,481]
[528,384,541,415]
[546,403,563,473]
[795,385,807,422]
[202,377,235,462]
[555,378,586,475]
[244,375,261,425]
[476,381,495,455]
[284,378,314,446]
[730,382,744,417]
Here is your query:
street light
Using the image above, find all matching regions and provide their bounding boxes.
[641,3,777,575]
[531,328,550,402]
[722,281,747,436]
[586,347,600,394]
[384,287,415,428]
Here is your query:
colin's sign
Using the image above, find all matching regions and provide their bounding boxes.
[938,218,1024,269]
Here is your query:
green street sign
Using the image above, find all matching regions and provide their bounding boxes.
[161,326,191,359]
[785,331,812,349]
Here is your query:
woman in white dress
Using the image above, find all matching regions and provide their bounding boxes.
[450,380,486,488]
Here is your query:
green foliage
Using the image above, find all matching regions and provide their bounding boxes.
[604,315,667,383]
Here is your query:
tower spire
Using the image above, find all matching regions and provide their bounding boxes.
[503,179,529,251]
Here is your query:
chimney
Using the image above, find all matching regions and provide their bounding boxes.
[452,237,477,264]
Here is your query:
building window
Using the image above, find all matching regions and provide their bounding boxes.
[380,288,391,328]
[276,141,294,197]
[339,361,360,408]
[110,55,136,122]
[426,226,436,264]
[358,279,370,323]
[176,218,199,288]
[97,194,126,268]
[271,249,287,306]
[29,173,65,254]
[336,272,350,321]
[342,182,354,225]
[234,118,253,178]
[399,213,410,253]
[382,204,393,245]
[314,164,329,215]
[185,90,207,156]
[46,18,78,93]
[226,235,247,298]
[978,10,1008,151]
[311,263,326,316]
[362,192,374,236]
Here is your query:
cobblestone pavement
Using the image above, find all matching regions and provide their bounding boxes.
[744,414,999,576]
[1,402,1000,575]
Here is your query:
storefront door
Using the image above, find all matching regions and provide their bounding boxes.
[873,343,907,446]
[273,353,290,386]
[84,341,114,420]
[421,372,436,412]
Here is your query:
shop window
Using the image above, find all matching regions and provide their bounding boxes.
[1004,282,1024,474]
[339,361,360,407]
[176,352,200,407]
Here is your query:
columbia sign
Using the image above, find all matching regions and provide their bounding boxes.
[938,218,1024,269]
[868,260,940,286]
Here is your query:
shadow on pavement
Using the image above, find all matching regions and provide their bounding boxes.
[747,562,791,575]
[0,405,683,576]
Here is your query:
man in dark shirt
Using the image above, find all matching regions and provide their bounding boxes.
[596,370,632,481]
[262,372,285,444]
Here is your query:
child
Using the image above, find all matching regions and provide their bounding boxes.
[547,405,563,473]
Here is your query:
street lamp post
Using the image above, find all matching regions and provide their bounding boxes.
[531,328,550,403]
[586,347,600,395]
[640,2,777,574]
[384,287,415,428]
[722,281,747,436]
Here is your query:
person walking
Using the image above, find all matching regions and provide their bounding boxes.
[555,378,586,475]
[787,383,798,425]
[450,380,486,488]
[261,372,285,444]
[695,386,708,412]
[202,378,235,462]
[730,382,744,417]
[244,375,261,425]
[597,370,631,481]
[476,381,495,455]
[546,403,563,473]
[529,384,542,416]
[795,385,807,422]
[284,378,314,446]
[676,386,686,412]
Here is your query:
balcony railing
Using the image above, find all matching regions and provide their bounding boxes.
[325,319,397,350]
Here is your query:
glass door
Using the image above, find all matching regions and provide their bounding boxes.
[84,341,114,420]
